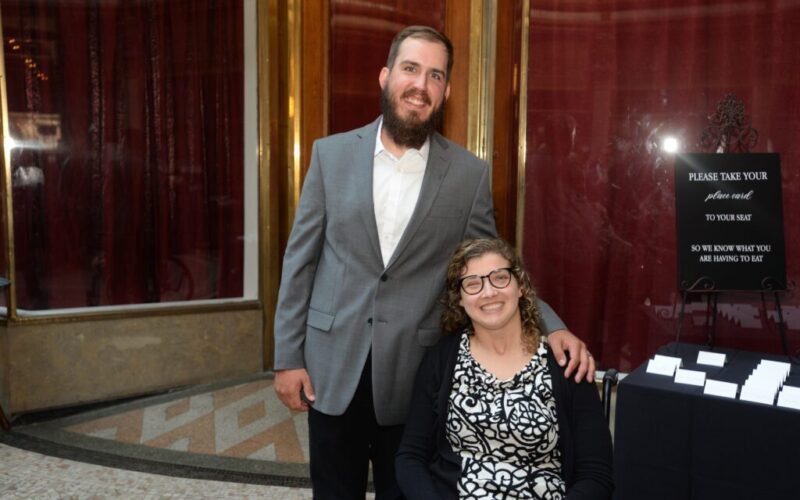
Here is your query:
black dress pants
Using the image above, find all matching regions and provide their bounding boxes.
[308,354,405,500]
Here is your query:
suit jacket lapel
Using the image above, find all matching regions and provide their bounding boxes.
[386,132,452,269]
[354,118,384,266]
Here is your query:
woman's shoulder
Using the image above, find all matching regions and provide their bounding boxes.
[413,332,463,385]
[423,331,463,363]
[437,331,463,348]
[542,342,578,389]
[542,343,561,372]
[425,332,461,360]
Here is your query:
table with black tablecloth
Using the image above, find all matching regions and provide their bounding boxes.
[613,342,800,500]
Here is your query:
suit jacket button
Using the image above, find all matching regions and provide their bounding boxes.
[367,318,373,325]
[381,275,388,282]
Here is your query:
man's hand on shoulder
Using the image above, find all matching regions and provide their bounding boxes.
[548,329,596,383]
[274,368,316,411]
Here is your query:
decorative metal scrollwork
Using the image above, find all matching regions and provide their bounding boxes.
[699,93,758,153]
[761,276,787,292]
[681,276,717,292]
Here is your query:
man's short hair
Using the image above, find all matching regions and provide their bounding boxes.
[385,25,454,82]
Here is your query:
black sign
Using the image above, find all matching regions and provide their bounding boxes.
[675,153,786,291]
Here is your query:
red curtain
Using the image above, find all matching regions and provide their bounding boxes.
[2,0,244,309]
[524,0,800,371]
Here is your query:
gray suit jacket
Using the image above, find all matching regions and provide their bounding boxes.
[274,118,565,425]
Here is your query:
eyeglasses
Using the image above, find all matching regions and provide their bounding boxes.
[458,268,514,295]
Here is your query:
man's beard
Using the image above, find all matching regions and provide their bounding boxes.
[380,86,445,149]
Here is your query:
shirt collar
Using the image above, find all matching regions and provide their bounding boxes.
[374,118,431,162]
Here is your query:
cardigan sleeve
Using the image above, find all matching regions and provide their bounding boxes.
[395,348,445,500]
[565,379,614,500]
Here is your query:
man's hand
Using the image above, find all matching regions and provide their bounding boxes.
[548,329,596,383]
[274,368,316,411]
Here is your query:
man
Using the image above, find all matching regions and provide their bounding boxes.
[273,26,595,499]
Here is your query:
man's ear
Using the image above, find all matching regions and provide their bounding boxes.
[445,82,451,101]
[379,67,389,90]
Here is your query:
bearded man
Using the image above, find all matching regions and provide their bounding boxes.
[273,26,595,500]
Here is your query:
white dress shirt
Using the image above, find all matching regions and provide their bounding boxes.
[373,123,429,267]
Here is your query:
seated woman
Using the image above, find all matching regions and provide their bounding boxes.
[396,238,613,499]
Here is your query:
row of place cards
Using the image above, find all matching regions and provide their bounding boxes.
[645,351,800,409]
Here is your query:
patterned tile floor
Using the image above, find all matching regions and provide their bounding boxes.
[1,373,379,498]
[5,374,313,487]
[0,442,316,499]
[62,376,309,463]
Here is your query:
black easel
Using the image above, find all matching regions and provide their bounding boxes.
[674,286,790,357]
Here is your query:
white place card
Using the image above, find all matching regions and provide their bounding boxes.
[742,378,781,397]
[759,359,791,371]
[647,358,678,376]
[704,379,738,399]
[777,396,800,410]
[745,373,784,390]
[779,385,800,399]
[777,390,800,410]
[703,379,739,399]
[696,351,726,367]
[654,354,683,370]
[750,368,789,383]
[674,368,706,387]
[756,360,791,381]
[740,385,778,405]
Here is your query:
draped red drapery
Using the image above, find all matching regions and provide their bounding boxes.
[524,0,800,371]
[2,0,244,309]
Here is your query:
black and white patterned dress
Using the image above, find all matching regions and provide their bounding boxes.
[445,334,565,499]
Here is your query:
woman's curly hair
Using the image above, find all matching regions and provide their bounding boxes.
[441,238,543,353]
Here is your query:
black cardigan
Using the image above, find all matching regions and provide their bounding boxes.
[395,332,613,499]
